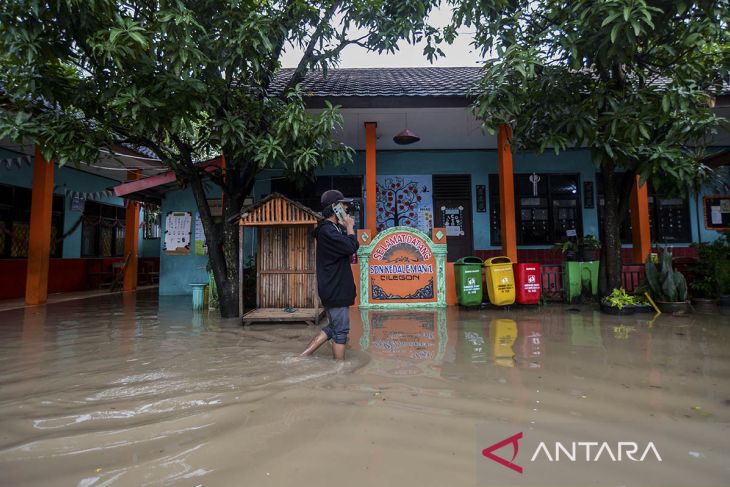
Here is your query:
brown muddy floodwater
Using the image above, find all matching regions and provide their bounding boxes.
[0,290,729,487]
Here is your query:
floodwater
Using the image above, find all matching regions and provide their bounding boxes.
[0,290,729,487]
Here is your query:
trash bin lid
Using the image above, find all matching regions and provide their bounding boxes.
[484,256,513,266]
[455,256,484,265]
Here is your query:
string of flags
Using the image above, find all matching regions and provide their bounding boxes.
[61,187,116,201]
[1,155,32,169]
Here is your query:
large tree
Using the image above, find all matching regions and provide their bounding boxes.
[0,0,440,317]
[450,0,729,293]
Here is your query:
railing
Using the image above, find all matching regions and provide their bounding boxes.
[540,264,648,300]
[541,265,564,301]
[621,265,645,293]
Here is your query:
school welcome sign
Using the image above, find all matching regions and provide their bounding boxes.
[357,226,447,308]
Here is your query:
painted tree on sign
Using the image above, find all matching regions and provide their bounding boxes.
[376,177,423,231]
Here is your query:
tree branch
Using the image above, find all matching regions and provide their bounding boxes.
[284,0,343,93]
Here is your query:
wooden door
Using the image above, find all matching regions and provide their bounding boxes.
[433,175,473,262]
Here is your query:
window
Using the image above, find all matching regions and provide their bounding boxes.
[143,204,161,239]
[81,201,126,257]
[596,177,692,244]
[489,173,582,245]
[0,183,64,258]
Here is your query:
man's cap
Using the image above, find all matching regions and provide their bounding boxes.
[321,189,345,208]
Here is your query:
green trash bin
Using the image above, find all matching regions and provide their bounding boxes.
[563,261,599,303]
[454,256,484,306]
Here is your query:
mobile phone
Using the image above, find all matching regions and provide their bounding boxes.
[333,203,347,224]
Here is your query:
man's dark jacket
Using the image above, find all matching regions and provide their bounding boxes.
[313,220,359,308]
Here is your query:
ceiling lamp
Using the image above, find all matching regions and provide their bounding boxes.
[393,128,420,145]
[393,114,420,145]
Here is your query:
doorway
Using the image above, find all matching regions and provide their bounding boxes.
[433,175,473,262]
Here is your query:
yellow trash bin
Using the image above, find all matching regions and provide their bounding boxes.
[483,256,516,306]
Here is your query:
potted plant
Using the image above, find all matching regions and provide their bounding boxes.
[577,234,600,262]
[644,250,691,314]
[600,288,637,315]
[552,239,579,261]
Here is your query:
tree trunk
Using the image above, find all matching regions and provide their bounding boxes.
[217,195,241,318]
[598,161,624,295]
[186,160,257,319]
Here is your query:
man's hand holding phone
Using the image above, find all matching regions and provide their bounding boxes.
[343,214,355,235]
[333,203,355,235]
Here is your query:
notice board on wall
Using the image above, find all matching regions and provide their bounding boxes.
[164,211,192,255]
[703,196,730,231]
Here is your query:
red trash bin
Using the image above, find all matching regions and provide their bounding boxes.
[513,263,541,304]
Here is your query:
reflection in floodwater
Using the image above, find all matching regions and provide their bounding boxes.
[1,292,729,486]
[358,308,447,377]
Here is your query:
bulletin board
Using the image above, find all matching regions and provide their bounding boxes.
[703,196,730,231]
[164,211,192,255]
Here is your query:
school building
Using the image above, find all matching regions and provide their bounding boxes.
[3,67,729,304]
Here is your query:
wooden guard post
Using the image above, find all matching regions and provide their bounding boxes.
[238,193,324,326]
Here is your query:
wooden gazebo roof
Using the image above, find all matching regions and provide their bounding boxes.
[239,193,321,226]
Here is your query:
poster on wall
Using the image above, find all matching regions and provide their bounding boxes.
[194,213,208,256]
[441,206,464,236]
[376,175,433,234]
[164,211,192,255]
[703,195,730,231]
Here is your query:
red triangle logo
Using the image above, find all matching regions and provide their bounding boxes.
[482,432,524,474]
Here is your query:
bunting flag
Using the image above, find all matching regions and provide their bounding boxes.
[62,188,116,201]
[1,155,32,169]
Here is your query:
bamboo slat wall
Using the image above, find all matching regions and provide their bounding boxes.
[257,225,316,308]
[239,194,321,311]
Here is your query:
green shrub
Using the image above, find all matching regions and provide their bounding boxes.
[602,288,643,309]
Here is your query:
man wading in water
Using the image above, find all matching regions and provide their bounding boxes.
[299,190,359,360]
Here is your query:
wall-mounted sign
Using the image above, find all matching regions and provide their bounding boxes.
[194,213,207,256]
[70,195,85,211]
[163,211,192,255]
[358,226,447,308]
[476,185,487,213]
[703,195,730,231]
[441,206,464,236]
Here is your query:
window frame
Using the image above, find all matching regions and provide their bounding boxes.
[489,173,584,246]
[0,183,64,258]
[80,201,126,257]
[596,176,692,244]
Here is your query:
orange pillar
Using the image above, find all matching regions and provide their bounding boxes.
[498,125,517,262]
[25,146,55,305]
[630,175,651,264]
[123,170,142,292]
[365,122,378,233]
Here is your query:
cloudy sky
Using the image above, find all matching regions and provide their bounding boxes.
[280,5,481,68]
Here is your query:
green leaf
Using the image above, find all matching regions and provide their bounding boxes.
[638,124,650,140]
[610,23,621,44]
[601,12,622,27]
